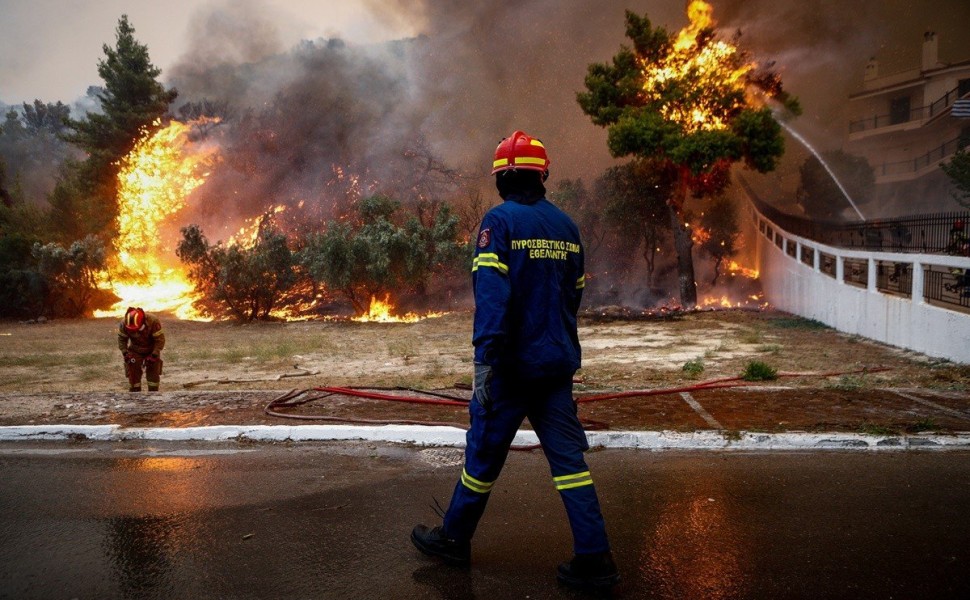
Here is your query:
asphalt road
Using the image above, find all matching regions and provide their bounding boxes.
[1,441,969,599]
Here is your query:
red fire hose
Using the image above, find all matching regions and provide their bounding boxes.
[264,366,892,449]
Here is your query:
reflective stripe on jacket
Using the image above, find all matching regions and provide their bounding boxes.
[472,195,584,379]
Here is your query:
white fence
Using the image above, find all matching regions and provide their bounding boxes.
[745,202,970,364]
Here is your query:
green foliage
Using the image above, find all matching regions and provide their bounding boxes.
[577,10,792,181]
[699,195,740,284]
[858,422,896,436]
[682,358,705,378]
[21,100,70,135]
[0,234,46,318]
[0,156,15,208]
[595,159,674,283]
[731,108,784,173]
[53,15,177,241]
[829,375,865,391]
[301,195,464,312]
[796,150,874,220]
[176,221,300,322]
[941,149,970,208]
[550,178,608,264]
[770,316,830,330]
[30,236,109,317]
[907,418,939,433]
[0,103,74,211]
[741,360,778,381]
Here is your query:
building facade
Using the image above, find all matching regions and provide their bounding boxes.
[845,32,970,213]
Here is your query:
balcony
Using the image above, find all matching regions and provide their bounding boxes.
[848,85,965,135]
[874,134,967,183]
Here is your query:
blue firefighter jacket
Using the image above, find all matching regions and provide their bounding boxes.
[471,194,585,380]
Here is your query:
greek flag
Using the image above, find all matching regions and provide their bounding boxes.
[953,99,970,118]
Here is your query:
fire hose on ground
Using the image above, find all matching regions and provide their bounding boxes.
[264,367,891,450]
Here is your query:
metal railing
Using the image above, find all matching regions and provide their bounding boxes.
[877,135,967,178]
[843,257,868,288]
[848,85,965,133]
[746,179,970,314]
[876,260,913,296]
[924,267,970,311]
[741,179,970,254]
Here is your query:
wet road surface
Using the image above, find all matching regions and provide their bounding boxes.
[1,441,969,599]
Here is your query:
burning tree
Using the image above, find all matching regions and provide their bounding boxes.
[577,3,799,307]
[177,220,301,322]
[697,195,740,285]
[51,15,177,242]
[300,195,463,314]
[93,119,220,320]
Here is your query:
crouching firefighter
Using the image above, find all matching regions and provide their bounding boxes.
[118,307,165,392]
[411,131,619,590]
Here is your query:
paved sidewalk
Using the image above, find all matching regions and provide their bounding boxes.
[2,386,969,450]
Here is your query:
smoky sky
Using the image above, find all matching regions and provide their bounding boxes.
[169,0,969,185]
[8,0,963,231]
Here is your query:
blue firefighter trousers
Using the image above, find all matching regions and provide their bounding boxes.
[442,371,610,555]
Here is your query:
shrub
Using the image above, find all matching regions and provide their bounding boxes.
[742,360,778,381]
[682,358,705,378]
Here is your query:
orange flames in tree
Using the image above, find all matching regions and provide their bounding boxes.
[351,294,446,323]
[226,205,288,248]
[94,119,219,321]
[641,0,754,132]
[692,226,712,245]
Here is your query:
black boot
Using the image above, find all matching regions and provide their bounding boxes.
[410,525,470,567]
[557,551,620,590]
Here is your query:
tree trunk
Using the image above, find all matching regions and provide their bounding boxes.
[711,255,722,286]
[668,171,697,308]
[641,225,656,288]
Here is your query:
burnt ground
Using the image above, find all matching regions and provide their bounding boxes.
[1,309,968,435]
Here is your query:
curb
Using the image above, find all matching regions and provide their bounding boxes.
[2,425,970,450]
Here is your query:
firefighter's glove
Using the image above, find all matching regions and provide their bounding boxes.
[148,353,160,363]
[473,363,493,412]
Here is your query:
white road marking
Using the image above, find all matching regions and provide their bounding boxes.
[893,390,970,421]
[680,392,724,429]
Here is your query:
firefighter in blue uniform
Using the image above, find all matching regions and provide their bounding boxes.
[411,131,619,590]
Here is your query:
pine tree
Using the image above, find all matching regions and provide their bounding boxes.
[577,8,798,307]
[52,15,177,241]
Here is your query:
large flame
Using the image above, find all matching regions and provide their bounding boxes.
[641,0,754,132]
[700,293,767,309]
[351,294,446,323]
[726,260,759,279]
[94,120,219,320]
[226,205,287,248]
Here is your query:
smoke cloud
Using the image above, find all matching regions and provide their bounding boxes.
[162,0,969,295]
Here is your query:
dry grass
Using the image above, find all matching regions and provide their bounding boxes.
[0,309,967,395]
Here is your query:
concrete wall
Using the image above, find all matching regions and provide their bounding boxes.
[745,203,970,364]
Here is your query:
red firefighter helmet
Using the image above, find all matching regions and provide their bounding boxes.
[491,130,550,175]
[124,307,146,331]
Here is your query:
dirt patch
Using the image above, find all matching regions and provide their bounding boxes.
[1,309,968,432]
